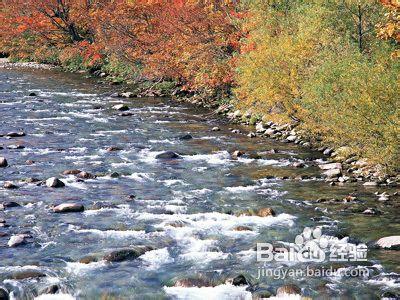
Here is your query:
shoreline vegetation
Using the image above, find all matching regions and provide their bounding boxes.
[0,0,399,185]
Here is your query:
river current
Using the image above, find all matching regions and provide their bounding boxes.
[0,68,399,299]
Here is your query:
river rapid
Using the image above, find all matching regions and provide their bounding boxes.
[0,68,399,299]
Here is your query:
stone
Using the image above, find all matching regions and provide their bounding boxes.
[228,274,250,286]
[247,132,256,138]
[231,129,241,134]
[62,169,82,175]
[3,182,18,189]
[25,160,35,165]
[292,162,305,168]
[112,104,129,111]
[46,177,65,188]
[53,203,84,213]
[323,148,333,156]
[276,284,301,296]
[29,92,37,96]
[375,236,400,250]
[106,146,122,152]
[103,247,152,262]
[5,132,25,138]
[120,92,134,98]
[233,110,241,118]
[179,134,193,140]
[7,144,25,150]
[8,234,27,247]
[110,172,120,178]
[2,201,21,208]
[12,270,46,280]
[257,207,276,217]
[211,127,220,131]
[234,226,252,231]
[318,163,342,170]
[39,285,59,295]
[91,201,117,210]
[363,181,378,187]
[173,277,212,288]
[119,112,134,117]
[79,255,99,264]
[0,288,8,300]
[323,168,342,178]
[77,171,96,179]
[231,150,245,159]
[155,151,181,159]
[0,157,8,168]
[264,128,276,136]
[286,135,297,142]
[255,122,266,133]
[362,208,381,215]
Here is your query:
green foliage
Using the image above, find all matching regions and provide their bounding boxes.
[235,0,400,170]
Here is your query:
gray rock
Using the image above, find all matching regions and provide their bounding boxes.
[292,162,305,168]
[375,236,400,250]
[264,128,276,136]
[12,270,46,280]
[0,157,8,168]
[211,127,220,132]
[155,151,181,159]
[286,135,297,142]
[112,104,129,111]
[103,246,153,262]
[120,92,134,98]
[53,203,84,213]
[318,163,342,170]
[3,182,18,189]
[323,168,342,178]
[179,134,193,140]
[323,148,333,156]
[5,132,25,138]
[8,234,28,247]
[255,122,266,133]
[46,177,65,188]
[363,181,378,187]
[247,132,256,138]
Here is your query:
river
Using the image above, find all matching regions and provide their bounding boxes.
[0,68,399,299]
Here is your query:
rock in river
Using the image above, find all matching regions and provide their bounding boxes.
[0,288,9,300]
[239,207,276,217]
[103,246,153,262]
[0,157,8,168]
[3,182,18,189]
[46,177,65,188]
[8,234,28,247]
[11,270,46,280]
[62,169,82,175]
[53,203,84,213]
[76,171,96,179]
[276,284,301,296]
[112,104,129,111]
[178,134,193,140]
[155,151,181,159]
[375,236,400,250]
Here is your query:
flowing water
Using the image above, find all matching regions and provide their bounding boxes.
[0,68,399,299]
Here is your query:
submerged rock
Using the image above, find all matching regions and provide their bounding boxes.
[156,151,181,159]
[103,247,153,262]
[276,284,301,296]
[239,207,276,217]
[178,134,193,140]
[53,203,84,213]
[375,236,400,250]
[0,157,8,168]
[46,177,65,188]
[12,270,46,280]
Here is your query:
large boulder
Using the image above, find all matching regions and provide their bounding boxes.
[375,236,400,250]
[53,203,84,213]
[46,177,65,188]
[0,157,7,168]
[155,151,181,159]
